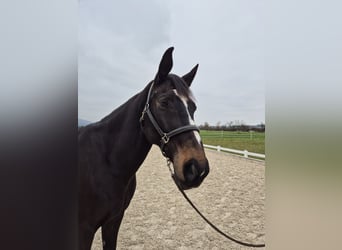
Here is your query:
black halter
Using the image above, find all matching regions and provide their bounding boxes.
[140,81,199,156]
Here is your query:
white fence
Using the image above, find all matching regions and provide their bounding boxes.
[203,144,265,160]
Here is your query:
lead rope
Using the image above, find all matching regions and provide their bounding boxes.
[166,158,266,248]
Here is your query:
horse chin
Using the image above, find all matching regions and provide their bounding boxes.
[179,181,202,190]
[178,182,191,190]
[178,182,192,191]
[173,174,203,190]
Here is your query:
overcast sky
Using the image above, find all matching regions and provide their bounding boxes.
[79,0,264,125]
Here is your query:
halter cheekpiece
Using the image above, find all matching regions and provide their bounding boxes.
[140,81,199,156]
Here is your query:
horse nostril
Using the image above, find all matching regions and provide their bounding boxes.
[199,169,206,177]
[184,161,199,183]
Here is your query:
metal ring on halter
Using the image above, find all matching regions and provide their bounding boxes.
[161,134,170,144]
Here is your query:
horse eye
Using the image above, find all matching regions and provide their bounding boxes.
[161,100,168,107]
[159,98,169,108]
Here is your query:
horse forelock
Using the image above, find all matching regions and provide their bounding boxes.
[167,74,195,102]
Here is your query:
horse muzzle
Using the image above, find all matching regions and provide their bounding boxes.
[177,158,209,190]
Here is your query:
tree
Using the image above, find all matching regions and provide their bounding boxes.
[216,121,221,130]
[200,122,210,130]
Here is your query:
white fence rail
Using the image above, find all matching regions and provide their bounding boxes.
[203,144,265,159]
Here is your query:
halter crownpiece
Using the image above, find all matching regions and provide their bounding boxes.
[140,81,199,156]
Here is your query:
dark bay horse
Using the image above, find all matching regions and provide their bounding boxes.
[78,47,210,250]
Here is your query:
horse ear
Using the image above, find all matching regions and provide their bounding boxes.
[155,47,174,84]
[182,64,199,87]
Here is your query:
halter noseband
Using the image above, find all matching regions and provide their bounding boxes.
[140,81,199,156]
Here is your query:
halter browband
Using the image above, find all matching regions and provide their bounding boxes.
[140,81,199,155]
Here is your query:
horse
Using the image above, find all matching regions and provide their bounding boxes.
[78,47,210,250]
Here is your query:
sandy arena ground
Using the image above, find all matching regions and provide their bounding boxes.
[91,146,265,250]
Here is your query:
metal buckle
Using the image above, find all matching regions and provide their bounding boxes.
[161,134,169,144]
[139,104,149,123]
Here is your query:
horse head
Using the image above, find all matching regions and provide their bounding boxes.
[141,47,209,190]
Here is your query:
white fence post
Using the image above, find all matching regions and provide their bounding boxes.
[244,150,248,158]
[217,145,221,152]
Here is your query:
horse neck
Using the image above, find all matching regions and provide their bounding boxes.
[103,83,153,178]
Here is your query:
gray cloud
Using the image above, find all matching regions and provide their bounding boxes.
[79,0,264,125]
